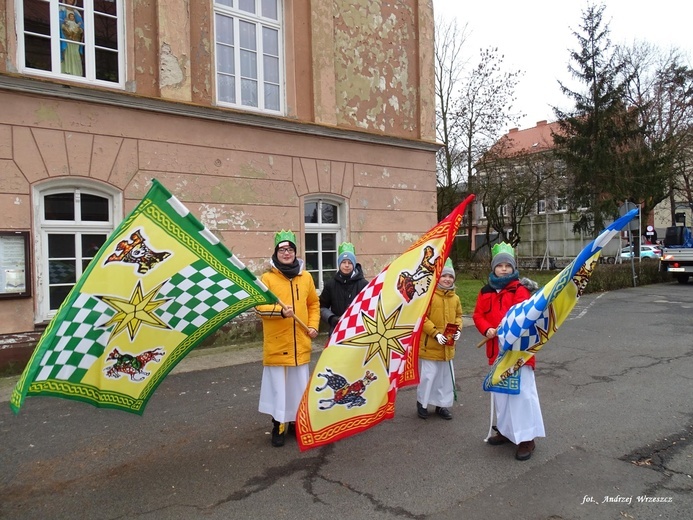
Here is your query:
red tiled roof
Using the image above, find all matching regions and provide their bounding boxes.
[492,120,564,157]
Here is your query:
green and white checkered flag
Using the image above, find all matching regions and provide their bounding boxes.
[11,180,277,415]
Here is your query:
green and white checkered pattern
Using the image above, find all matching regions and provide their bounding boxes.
[155,261,251,335]
[36,293,115,382]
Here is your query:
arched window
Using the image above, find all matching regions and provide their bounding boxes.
[303,197,346,291]
[33,180,122,322]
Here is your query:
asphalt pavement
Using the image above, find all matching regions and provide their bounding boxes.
[1,283,692,520]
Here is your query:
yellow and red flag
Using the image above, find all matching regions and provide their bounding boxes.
[296,195,475,451]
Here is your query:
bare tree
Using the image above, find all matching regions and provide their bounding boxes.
[618,43,693,225]
[434,17,470,220]
[456,47,524,189]
[434,19,524,260]
[476,140,564,247]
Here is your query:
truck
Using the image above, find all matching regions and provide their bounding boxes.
[659,226,693,284]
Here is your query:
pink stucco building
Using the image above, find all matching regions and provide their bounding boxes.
[0,0,439,363]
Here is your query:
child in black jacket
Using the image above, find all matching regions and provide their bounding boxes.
[320,243,368,334]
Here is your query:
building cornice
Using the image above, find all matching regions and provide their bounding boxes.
[0,75,441,153]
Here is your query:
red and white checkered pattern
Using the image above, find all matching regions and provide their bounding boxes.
[328,269,419,388]
[329,271,386,344]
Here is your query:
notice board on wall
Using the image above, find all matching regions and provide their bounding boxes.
[0,231,31,298]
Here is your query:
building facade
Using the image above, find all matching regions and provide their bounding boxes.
[0,1,439,355]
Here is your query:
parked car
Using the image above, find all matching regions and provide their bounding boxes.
[620,245,662,259]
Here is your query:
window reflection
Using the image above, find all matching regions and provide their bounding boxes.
[322,203,338,224]
[59,0,85,77]
[81,194,109,221]
[305,202,318,223]
[45,193,75,220]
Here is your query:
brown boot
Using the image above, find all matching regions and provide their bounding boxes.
[487,426,509,445]
[515,440,535,461]
[487,432,510,445]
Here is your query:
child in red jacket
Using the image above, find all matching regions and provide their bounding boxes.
[473,243,545,461]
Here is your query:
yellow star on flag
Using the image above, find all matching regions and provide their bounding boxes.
[340,301,412,372]
[99,280,171,341]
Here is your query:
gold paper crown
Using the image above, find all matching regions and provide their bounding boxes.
[274,229,296,247]
[491,242,515,258]
[338,242,355,256]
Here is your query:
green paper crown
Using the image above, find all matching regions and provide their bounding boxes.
[274,229,296,247]
[338,242,356,256]
[491,242,515,258]
[444,258,454,269]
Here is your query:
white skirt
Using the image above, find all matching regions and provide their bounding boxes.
[494,365,545,444]
[416,359,455,408]
[258,365,310,423]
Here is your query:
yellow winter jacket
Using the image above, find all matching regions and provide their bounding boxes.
[418,287,463,361]
[255,265,320,366]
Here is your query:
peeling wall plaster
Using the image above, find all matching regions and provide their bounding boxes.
[160,43,186,88]
[198,204,259,231]
[333,0,417,135]
[396,232,419,244]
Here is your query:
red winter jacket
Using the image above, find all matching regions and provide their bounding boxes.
[472,279,535,369]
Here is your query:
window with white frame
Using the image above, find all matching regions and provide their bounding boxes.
[34,181,121,321]
[17,0,123,85]
[304,198,345,291]
[556,195,568,212]
[537,198,546,214]
[214,0,283,113]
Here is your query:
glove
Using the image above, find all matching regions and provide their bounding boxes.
[328,315,339,327]
[453,330,461,341]
[436,334,447,345]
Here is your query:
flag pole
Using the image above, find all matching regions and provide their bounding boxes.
[276,299,311,333]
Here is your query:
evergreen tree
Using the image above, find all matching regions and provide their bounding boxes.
[552,4,648,236]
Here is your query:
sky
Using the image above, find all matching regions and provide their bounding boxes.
[432,0,693,132]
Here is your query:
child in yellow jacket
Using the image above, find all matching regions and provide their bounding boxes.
[255,230,320,447]
[416,259,463,420]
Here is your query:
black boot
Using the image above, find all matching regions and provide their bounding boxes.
[417,401,428,419]
[435,406,452,420]
[271,419,286,447]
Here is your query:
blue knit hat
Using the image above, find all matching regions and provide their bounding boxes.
[338,242,357,267]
